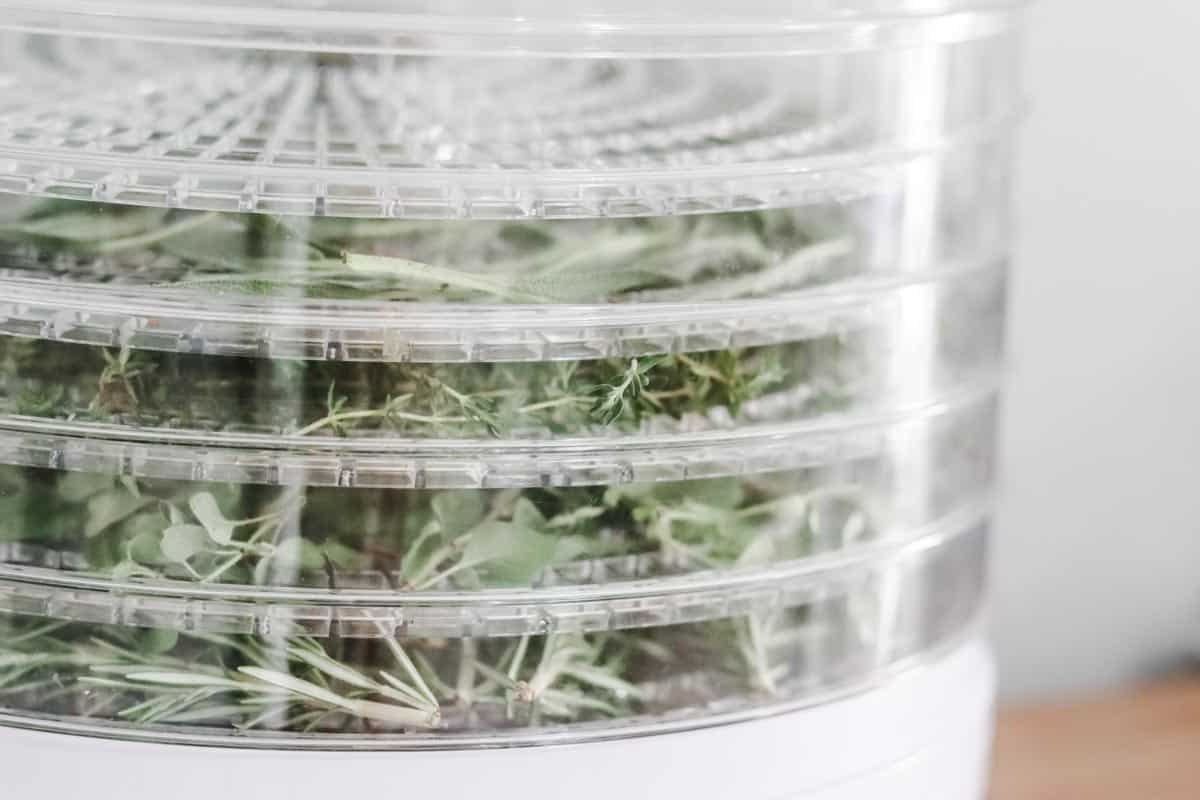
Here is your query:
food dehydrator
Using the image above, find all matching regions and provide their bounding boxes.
[0,2,1022,797]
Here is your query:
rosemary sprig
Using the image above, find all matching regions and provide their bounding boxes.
[0,610,815,734]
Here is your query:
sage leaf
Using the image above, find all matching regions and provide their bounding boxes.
[84,489,151,539]
[432,490,486,537]
[160,524,210,564]
[511,496,548,531]
[188,492,234,544]
[460,521,560,586]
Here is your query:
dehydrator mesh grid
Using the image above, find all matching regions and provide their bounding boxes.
[0,22,1020,217]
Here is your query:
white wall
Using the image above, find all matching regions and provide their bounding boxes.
[994,0,1200,699]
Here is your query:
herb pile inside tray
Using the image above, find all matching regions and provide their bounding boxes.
[0,196,885,736]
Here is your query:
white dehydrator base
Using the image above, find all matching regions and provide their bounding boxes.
[0,638,994,800]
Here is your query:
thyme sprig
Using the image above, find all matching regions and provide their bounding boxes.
[0,335,855,438]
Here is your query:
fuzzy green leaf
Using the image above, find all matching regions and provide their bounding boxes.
[188,492,234,545]
[432,491,487,537]
[160,524,210,564]
[511,497,548,531]
[57,473,112,504]
[460,521,560,586]
[84,489,151,538]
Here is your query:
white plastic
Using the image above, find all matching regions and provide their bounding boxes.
[0,636,995,800]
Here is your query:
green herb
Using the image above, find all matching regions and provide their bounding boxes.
[0,200,851,304]
[0,197,879,737]
[0,464,875,590]
[0,607,821,733]
[0,335,858,438]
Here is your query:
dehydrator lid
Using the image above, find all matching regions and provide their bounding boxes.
[0,0,1022,56]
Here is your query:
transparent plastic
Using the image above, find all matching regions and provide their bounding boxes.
[0,520,985,746]
[0,1,1018,750]
[0,1,1022,56]
[0,392,994,592]
[0,272,1004,437]
[0,31,1020,216]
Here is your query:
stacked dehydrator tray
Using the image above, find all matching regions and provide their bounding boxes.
[0,2,1021,798]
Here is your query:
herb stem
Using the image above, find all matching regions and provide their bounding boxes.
[292,407,465,437]
[94,212,221,255]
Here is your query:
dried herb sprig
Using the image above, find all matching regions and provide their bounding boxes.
[0,199,852,304]
[0,196,874,738]
[0,335,856,438]
[0,604,827,734]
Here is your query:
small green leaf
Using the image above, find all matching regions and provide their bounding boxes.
[160,524,210,563]
[552,535,592,564]
[84,489,150,538]
[736,533,778,568]
[461,521,559,586]
[59,473,113,504]
[188,492,234,544]
[432,491,486,537]
[511,497,548,531]
[657,478,744,510]
[127,527,165,564]
[166,503,187,526]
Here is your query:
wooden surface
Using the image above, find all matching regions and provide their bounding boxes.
[990,678,1200,799]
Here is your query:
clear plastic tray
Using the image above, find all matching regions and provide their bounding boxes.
[0,134,1010,360]
[0,501,988,637]
[0,1,1022,56]
[0,391,994,591]
[0,381,993,482]
[0,270,1004,440]
[0,518,986,747]
[0,23,1020,217]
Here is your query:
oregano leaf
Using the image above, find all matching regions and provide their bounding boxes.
[160,524,210,564]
